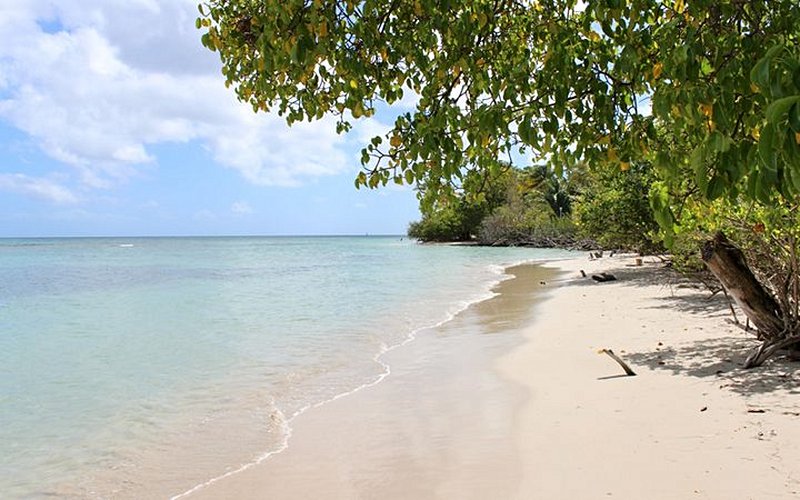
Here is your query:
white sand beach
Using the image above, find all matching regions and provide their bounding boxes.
[505,256,800,499]
[186,255,800,499]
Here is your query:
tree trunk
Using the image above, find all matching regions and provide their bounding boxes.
[701,232,784,339]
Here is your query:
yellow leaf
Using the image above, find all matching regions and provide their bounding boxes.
[652,62,663,80]
[588,31,600,42]
[675,0,684,12]
[598,134,611,145]
[318,21,328,37]
[699,103,713,117]
[414,0,422,16]
[796,132,800,145]
[620,162,630,171]
[607,148,618,162]
[352,103,363,118]
[751,127,760,140]
[390,135,402,147]
[349,80,358,89]
[751,82,759,93]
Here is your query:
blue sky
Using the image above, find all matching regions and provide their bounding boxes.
[0,0,420,237]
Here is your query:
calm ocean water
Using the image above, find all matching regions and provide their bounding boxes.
[0,236,574,498]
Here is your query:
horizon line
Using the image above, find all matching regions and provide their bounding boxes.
[0,233,409,239]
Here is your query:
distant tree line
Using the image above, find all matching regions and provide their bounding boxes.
[407,162,662,255]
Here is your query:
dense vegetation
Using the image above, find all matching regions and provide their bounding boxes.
[198,0,800,365]
[407,165,575,245]
[407,162,662,253]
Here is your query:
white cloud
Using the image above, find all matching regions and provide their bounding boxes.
[354,117,394,146]
[0,173,79,204]
[230,201,253,215]
[0,0,351,191]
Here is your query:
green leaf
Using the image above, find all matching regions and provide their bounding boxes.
[789,102,800,132]
[355,171,367,188]
[751,45,783,91]
[706,175,724,200]
[649,183,673,228]
[766,96,800,124]
[690,145,708,193]
[787,163,800,194]
[758,123,776,167]
[518,118,531,144]
[709,131,730,153]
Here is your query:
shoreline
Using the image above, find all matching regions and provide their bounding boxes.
[167,259,559,499]
[185,263,559,499]
[187,254,799,498]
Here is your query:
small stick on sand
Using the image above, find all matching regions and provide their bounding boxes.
[598,348,636,376]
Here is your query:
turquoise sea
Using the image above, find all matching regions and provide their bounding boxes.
[0,236,574,498]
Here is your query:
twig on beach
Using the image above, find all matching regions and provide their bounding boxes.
[598,349,637,376]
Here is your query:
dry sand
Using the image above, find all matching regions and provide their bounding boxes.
[185,255,800,499]
[506,256,800,499]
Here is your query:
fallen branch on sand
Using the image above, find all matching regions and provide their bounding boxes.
[598,349,636,376]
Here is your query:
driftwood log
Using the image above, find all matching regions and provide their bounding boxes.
[702,232,783,336]
[599,349,636,376]
[702,232,797,367]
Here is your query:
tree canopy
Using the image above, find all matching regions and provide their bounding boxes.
[198,0,799,233]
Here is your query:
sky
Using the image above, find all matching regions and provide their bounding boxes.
[0,0,420,237]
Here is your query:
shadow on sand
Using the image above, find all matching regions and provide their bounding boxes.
[550,258,800,396]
